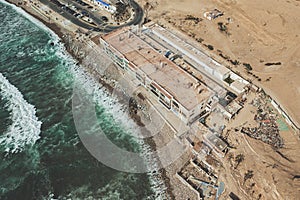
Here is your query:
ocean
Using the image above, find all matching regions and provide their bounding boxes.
[0,1,165,199]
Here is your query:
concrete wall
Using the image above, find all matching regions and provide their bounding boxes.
[270,98,299,132]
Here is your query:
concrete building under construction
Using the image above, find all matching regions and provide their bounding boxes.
[99,27,215,125]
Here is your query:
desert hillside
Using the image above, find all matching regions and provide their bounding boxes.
[138,0,300,127]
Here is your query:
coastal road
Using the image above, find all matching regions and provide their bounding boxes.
[38,0,143,32]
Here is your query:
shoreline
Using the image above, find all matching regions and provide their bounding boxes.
[3,0,175,199]
[3,1,300,199]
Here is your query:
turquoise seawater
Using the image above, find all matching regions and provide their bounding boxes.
[0,1,160,199]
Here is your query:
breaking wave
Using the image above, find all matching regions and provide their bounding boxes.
[0,0,59,40]
[0,72,42,154]
[69,65,169,199]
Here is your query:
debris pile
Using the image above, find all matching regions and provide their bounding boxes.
[185,15,202,24]
[177,160,218,199]
[113,2,131,22]
[241,97,284,149]
[204,9,223,20]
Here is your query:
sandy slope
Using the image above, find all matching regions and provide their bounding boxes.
[135,0,300,199]
[138,0,300,127]
[222,92,300,199]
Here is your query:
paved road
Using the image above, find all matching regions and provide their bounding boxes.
[38,0,143,32]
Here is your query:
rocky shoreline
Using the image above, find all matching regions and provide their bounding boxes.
[4,0,175,198]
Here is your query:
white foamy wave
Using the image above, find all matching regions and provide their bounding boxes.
[69,66,169,198]
[0,0,60,42]
[70,66,139,134]
[27,20,169,196]
[0,73,42,154]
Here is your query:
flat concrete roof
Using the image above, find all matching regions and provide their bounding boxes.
[231,80,246,94]
[226,100,243,115]
[204,132,227,152]
[102,28,213,110]
[149,24,225,71]
[216,65,230,77]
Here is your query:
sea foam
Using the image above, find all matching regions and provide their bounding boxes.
[0,72,42,154]
[69,65,169,199]
[0,0,168,198]
[1,0,168,193]
[0,0,60,41]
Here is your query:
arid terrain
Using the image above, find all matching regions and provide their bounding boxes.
[135,0,300,199]
[137,0,300,128]
[219,91,300,199]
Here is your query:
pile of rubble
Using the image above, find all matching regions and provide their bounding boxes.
[203,9,223,20]
[241,97,284,149]
[113,2,131,22]
[177,160,218,199]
